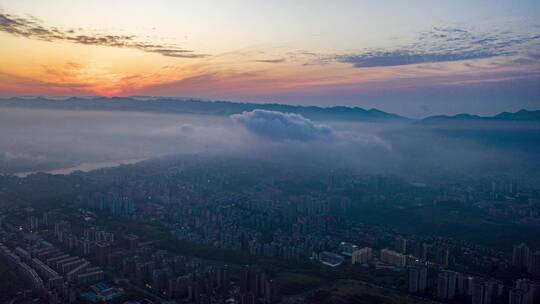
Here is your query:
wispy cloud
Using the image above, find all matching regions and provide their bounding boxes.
[0,12,207,58]
[255,58,286,63]
[337,27,540,68]
[0,71,93,95]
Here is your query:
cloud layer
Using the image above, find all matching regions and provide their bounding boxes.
[337,27,540,67]
[231,110,332,141]
[0,12,206,58]
[0,106,538,183]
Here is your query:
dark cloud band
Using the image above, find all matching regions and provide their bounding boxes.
[337,27,540,68]
[0,12,206,58]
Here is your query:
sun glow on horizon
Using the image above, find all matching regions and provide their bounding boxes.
[1,0,539,116]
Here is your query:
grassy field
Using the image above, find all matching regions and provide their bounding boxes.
[305,280,435,304]
[275,272,327,295]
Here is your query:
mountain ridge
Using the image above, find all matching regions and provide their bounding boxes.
[0,96,407,122]
[421,109,540,123]
[1,96,539,123]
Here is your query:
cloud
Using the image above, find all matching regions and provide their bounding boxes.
[0,71,93,95]
[0,12,206,58]
[0,105,538,180]
[339,51,500,68]
[337,27,540,67]
[231,109,332,141]
[255,58,286,63]
[180,123,195,133]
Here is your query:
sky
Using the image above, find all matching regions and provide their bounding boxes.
[1,0,539,117]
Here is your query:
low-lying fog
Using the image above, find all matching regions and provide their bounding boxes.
[1,107,539,183]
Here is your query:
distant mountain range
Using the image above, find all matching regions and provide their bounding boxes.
[421,109,540,123]
[0,96,407,122]
[1,96,539,123]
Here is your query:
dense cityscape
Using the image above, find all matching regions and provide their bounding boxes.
[0,155,539,303]
[1,1,540,303]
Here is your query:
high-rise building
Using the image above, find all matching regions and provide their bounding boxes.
[509,288,525,304]
[530,251,540,276]
[435,246,450,267]
[437,270,457,300]
[351,247,372,265]
[469,278,501,304]
[456,274,473,296]
[82,238,93,256]
[422,243,430,261]
[484,280,504,304]
[42,212,54,227]
[380,249,406,267]
[95,242,111,266]
[216,266,230,289]
[472,279,486,304]
[394,237,407,254]
[408,265,427,294]
[254,270,266,297]
[152,269,167,291]
[264,279,281,303]
[515,279,539,304]
[240,265,254,293]
[125,234,139,251]
[513,243,531,271]
[28,216,39,231]
[122,257,135,276]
